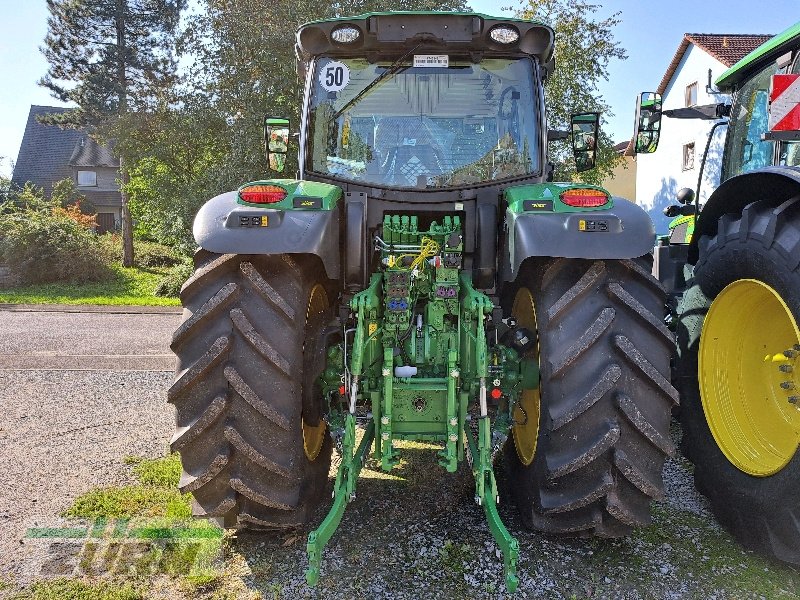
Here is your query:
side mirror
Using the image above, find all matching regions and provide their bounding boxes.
[634,92,662,154]
[570,112,600,173]
[264,116,290,173]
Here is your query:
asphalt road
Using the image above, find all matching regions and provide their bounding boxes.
[0,306,181,370]
[0,306,182,581]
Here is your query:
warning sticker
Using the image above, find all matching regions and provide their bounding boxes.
[414,55,449,68]
[320,61,350,92]
[769,74,800,132]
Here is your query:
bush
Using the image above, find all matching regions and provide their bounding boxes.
[99,235,185,268]
[154,260,194,297]
[0,208,114,285]
[136,240,184,267]
[54,203,98,229]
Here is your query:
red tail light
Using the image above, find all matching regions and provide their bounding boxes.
[240,184,287,204]
[560,188,609,208]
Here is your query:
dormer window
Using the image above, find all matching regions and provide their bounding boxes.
[77,170,97,186]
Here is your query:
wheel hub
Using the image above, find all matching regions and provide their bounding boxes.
[699,279,800,476]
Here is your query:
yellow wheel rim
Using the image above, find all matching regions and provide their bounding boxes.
[303,420,327,461]
[699,279,800,476]
[511,287,541,466]
[302,284,329,461]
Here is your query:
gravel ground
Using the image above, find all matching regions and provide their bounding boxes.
[1,307,799,599]
[0,309,179,582]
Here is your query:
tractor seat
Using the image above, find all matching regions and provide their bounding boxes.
[381,144,444,187]
[374,117,444,187]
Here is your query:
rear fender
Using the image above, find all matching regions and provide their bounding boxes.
[687,166,800,264]
[193,183,342,280]
[504,196,656,280]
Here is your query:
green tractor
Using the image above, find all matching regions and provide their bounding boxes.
[635,21,800,565]
[169,12,676,590]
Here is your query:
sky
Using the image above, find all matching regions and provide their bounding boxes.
[1,0,798,178]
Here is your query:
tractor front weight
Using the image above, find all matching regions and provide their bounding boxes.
[305,215,528,592]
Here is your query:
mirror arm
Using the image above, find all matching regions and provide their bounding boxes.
[663,103,730,120]
[547,129,570,141]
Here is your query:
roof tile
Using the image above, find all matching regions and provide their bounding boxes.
[656,33,773,95]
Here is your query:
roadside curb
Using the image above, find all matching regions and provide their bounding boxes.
[0,303,182,315]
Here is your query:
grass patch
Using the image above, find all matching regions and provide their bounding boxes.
[64,455,189,519]
[0,264,180,306]
[12,578,142,600]
[59,455,225,587]
[124,454,183,487]
[180,573,226,595]
[64,486,190,519]
[438,540,474,576]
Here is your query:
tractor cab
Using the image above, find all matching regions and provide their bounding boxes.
[633,22,800,301]
[291,12,554,191]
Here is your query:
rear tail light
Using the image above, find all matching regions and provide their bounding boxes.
[240,184,287,204]
[559,188,609,208]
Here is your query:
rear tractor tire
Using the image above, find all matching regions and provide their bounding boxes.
[676,197,800,564]
[168,252,333,528]
[505,257,678,536]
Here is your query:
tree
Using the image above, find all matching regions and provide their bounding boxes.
[120,95,230,252]
[51,178,95,214]
[185,0,470,189]
[0,157,11,204]
[39,0,186,266]
[518,0,627,184]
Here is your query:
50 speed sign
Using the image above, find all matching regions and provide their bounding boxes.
[320,61,350,92]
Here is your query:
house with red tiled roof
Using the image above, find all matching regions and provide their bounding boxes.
[635,33,772,233]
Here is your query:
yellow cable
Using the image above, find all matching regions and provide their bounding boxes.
[395,237,440,271]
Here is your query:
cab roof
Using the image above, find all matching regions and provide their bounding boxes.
[295,11,555,66]
[716,20,800,91]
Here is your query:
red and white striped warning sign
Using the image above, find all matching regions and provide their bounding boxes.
[769,74,800,132]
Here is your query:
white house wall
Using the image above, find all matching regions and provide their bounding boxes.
[636,44,728,234]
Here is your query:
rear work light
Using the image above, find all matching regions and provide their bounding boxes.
[331,25,361,44]
[240,184,287,204]
[489,26,520,45]
[559,188,609,208]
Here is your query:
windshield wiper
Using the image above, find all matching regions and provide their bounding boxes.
[330,42,424,123]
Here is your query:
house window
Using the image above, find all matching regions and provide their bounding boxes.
[77,170,97,186]
[685,82,698,107]
[683,142,695,170]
